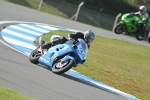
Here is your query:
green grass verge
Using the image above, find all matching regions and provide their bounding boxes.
[35,30,150,100]
[0,86,33,100]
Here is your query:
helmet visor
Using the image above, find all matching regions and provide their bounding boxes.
[87,36,94,45]
[140,7,146,13]
[140,10,145,13]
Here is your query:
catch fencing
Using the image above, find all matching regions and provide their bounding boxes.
[38,0,117,31]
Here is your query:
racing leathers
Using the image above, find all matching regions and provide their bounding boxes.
[134,11,149,29]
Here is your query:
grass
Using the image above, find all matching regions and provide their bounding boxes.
[36,30,150,100]
[0,86,32,100]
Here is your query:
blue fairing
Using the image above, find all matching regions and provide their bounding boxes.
[38,38,88,68]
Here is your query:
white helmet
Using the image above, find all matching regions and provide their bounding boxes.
[84,30,95,45]
[139,5,146,14]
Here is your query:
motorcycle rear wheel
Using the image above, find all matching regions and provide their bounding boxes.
[148,36,150,43]
[136,30,149,41]
[29,47,41,64]
[52,59,74,74]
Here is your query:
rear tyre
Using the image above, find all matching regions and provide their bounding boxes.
[29,47,41,64]
[52,59,74,74]
[136,30,149,41]
[148,36,150,43]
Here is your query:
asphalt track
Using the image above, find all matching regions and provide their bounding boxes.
[0,1,146,100]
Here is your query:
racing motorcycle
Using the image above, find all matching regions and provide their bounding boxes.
[114,13,150,41]
[29,35,88,74]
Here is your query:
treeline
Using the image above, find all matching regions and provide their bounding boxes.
[62,0,150,16]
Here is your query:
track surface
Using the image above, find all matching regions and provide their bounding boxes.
[0,1,145,100]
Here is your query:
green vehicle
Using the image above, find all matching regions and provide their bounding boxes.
[114,13,150,41]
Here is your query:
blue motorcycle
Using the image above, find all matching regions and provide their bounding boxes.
[29,35,88,74]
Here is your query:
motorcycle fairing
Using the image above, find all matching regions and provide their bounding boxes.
[38,39,88,68]
[120,13,140,33]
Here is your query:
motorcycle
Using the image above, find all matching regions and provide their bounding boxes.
[114,13,150,41]
[29,35,88,74]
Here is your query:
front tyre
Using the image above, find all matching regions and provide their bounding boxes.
[114,23,125,34]
[52,59,74,74]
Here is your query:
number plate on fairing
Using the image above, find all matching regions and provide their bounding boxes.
[77,44,86,60]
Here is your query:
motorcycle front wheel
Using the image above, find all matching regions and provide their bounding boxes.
[52,59,74,74]
[114,23,125,34]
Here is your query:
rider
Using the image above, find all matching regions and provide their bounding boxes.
[134,5,149,29]
[41,30,95,49]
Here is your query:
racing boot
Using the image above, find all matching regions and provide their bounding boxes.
[39,35,45,55]
[39,35,45,46]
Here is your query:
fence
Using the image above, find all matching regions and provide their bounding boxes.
[39,0,117,31]
[6,0,118,31]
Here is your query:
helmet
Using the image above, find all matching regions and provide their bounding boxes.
[84,30,95,45]
[139,5,146,14]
